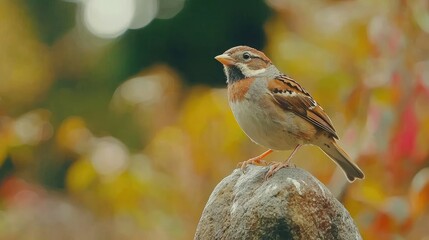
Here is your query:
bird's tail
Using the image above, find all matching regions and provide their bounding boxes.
[319,140,364,182]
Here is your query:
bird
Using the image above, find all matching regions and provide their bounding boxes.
[215,46,364,182]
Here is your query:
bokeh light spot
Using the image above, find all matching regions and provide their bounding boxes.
[156,0,185,19]
[13,110,53,145]
[129,0,158,29]
[90,137,129,176]
[120,76,162,105]
[83,0,135,38]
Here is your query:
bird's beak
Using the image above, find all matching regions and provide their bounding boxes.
[215,54,235,66]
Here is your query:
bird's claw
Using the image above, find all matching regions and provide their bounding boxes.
[264,162,290,181]
[237,157,268,173]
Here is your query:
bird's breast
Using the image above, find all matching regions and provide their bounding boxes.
[229,96,306,150]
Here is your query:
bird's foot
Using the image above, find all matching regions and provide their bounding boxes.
[264,162,290,181]
[237,149,273,173]
[237,157,268,172]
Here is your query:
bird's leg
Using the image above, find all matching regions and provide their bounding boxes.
[265,145,301,180]
[238,149,273,171]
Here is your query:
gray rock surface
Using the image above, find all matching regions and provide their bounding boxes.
[195,165,362,240]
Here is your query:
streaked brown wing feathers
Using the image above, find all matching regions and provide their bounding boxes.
[268,75,339,139]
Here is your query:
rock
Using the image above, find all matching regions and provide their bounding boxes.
[194,165,362,240]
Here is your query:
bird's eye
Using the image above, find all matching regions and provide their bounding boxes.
[242,52,251,60]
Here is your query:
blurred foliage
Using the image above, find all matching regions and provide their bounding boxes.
[0,0,429,239]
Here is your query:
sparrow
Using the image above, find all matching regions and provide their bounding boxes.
[215,46,364,182]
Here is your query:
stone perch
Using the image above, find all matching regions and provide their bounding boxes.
[194,165,362,240]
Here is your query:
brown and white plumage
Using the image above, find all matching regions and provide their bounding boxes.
[215,46,364,182]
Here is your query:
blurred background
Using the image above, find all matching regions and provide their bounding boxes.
[1,0,429,239]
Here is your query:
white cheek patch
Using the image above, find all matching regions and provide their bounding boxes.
[236,63,266,77]
[223,66,229,82]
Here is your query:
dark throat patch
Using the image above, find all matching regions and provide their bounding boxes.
[226,65,245,83]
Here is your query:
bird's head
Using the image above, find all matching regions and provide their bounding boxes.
[215,46,276,83]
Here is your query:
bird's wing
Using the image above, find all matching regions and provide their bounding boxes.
[267,74,339,139]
